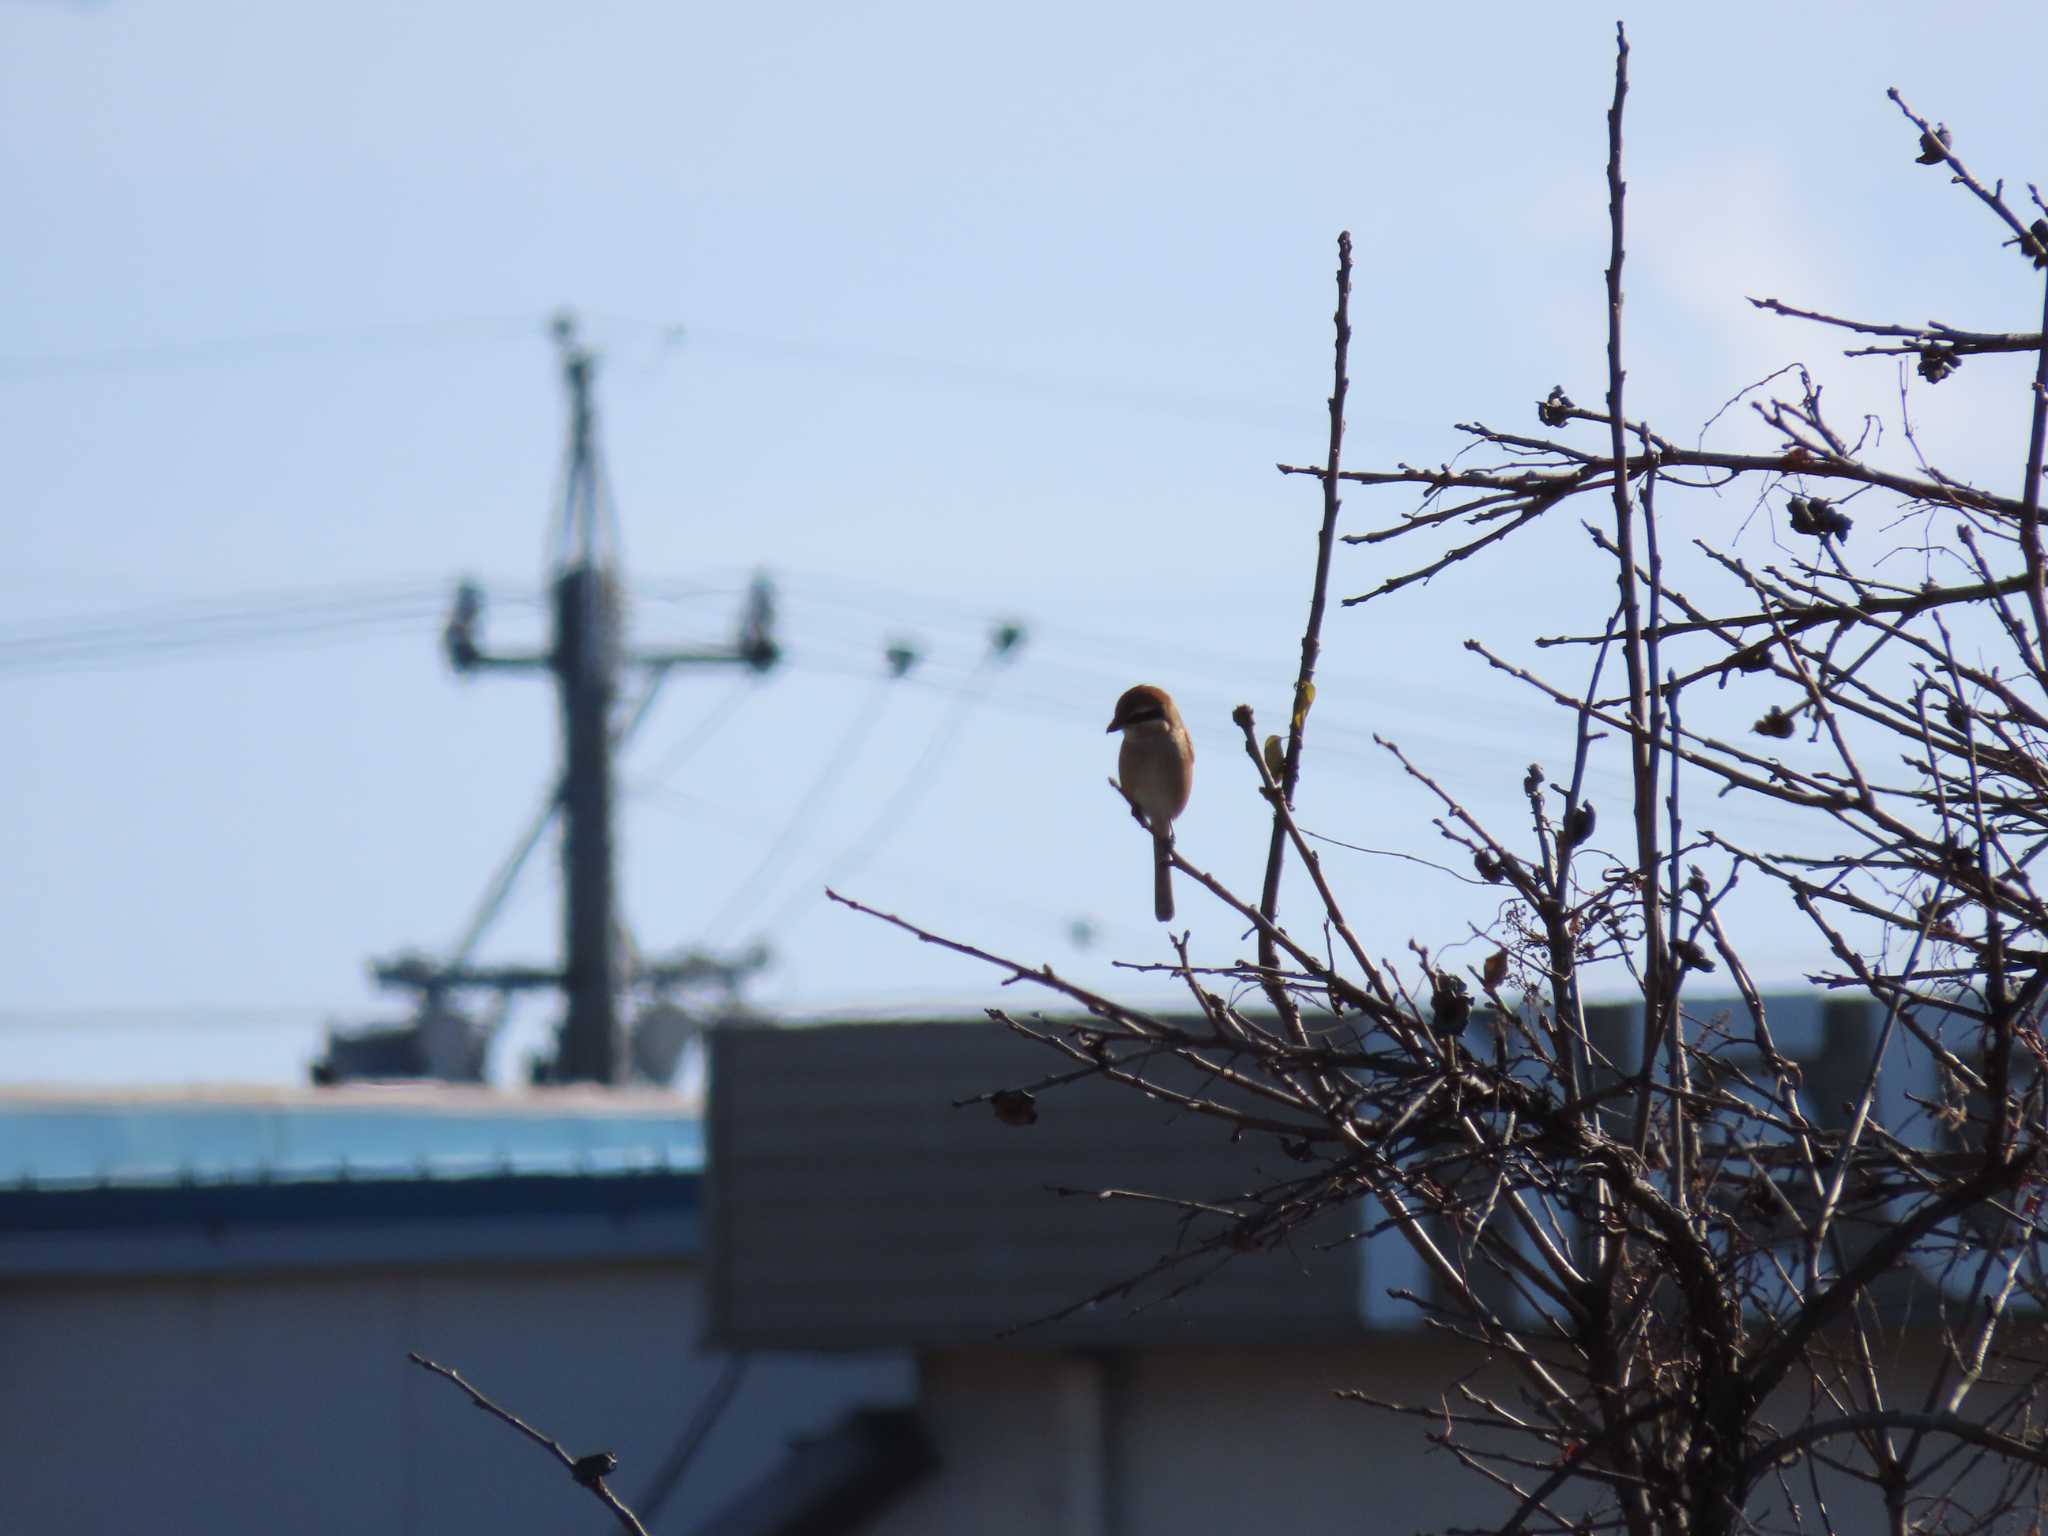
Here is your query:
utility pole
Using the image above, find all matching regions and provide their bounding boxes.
[323,314,776,1087]
[545,327,624,1081]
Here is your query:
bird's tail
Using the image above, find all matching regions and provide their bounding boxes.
[1153,827,1174,923]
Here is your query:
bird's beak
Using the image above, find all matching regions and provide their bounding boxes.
[1105,719,1119,733]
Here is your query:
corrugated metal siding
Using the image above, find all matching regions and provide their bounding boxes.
[709,1020,1366,1349]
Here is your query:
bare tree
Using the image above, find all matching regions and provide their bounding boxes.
[840,25,2048,1536]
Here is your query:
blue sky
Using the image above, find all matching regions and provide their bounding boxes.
[4,2,2044,1084]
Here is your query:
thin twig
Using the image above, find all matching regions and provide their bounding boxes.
[406,1352,652,1536]
[1256,232,1354,1043]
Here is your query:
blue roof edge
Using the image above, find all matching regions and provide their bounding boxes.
[0,1166,703,1281]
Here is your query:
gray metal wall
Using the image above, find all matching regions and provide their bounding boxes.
[869,1334,1968,1536]
[0,1259,910,1535]
[710,998,1919,1351]
[710,1020,1369,1350]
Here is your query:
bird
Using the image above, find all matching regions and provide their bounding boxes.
[1106,684,1194,921]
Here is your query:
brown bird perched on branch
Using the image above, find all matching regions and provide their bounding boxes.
[1107,684,1194,921]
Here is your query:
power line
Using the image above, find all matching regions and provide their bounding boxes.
[704,667,903,944]
[625,320,1337,434]
[0,1006,330,1033]
[0,315,538,380]
[767,632,1827,847]
[750,625,1023,939]
[761,563,1558,729]
[0,581,539,675]
[0,613,435,674]
[633,778,1155,947]
[446,793,561,969]
[755,580,1653,799]
[0,583,446,643]
[445,743,617,971]
[770,648,1522,783]
[634,1355,752,1524]
[447,673,766,967]
[631,675,761,785]
[0,577,778,680]
[1,302,1455,450]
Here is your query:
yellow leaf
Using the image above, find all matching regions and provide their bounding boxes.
[1263,734,1286,781]
[1292,679,1316,731]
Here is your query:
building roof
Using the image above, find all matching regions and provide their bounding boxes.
[0,1084,704,1281]
[0,1082,703,1187]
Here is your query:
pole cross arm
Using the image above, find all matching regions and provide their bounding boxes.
[632,640,778,673]
[372,954,565,994]
[450,647,555,673]
[442,579,558,674]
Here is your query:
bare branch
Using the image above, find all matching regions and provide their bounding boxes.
[406,1352,652,1536]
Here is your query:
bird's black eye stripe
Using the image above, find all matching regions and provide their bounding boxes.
[1122,704,1165,724]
